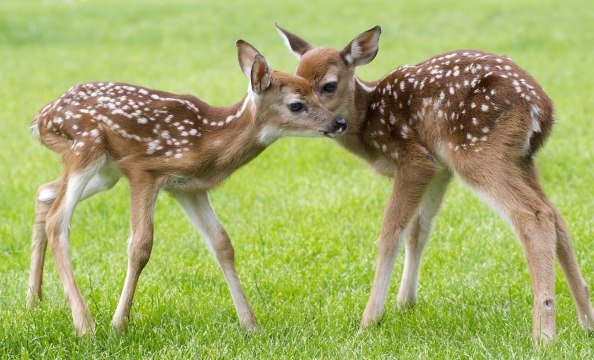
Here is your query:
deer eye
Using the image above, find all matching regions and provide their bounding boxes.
[322,82,337,93]
[289,102,304,112]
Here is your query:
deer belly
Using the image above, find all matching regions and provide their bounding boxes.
[164,176,214,193]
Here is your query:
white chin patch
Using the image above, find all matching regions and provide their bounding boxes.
[258,126,321,145]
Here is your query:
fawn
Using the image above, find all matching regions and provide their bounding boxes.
[28,40,346,335]
[276,24,594,343]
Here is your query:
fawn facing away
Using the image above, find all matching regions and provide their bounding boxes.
[276,24,594,344]
[28,40,346,335]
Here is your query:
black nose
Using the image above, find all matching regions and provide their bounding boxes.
[335,116,347,131]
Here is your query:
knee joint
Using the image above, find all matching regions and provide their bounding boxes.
[515,206,555,235]
[378,238,400,256]
[130,240,152,268]
[212,232,234,262]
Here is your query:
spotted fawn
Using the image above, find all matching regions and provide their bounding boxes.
[276,24,593,344]
[28,40,346,336]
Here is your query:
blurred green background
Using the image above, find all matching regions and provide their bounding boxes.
[0,0,592,357]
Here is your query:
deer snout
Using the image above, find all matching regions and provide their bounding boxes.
[325,116,347,137]
[335,116,347,131]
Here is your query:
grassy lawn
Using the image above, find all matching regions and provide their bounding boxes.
[1,0,593,358]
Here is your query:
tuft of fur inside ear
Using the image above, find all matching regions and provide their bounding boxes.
[341,25,381,67]
[275,23,314,59]
[251,54,271,94]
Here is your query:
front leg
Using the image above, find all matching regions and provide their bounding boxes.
[112,176,160,333]
[397,169,451,309]
[361,156,438,328]
[175,192,257,331]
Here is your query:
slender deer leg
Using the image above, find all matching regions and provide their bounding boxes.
[361,158,438,328]
[112,175,160,333]
[28,166,120,308]
[27,178,62,308]
[521,213,557,344]
[175,192,258,330]
[554,211,594,329]
[397,169,451,309]
[524,161,594,329]
[45,166,99,336]
[463,165,557,344]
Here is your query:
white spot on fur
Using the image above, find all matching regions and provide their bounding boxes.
[146,139,161,155]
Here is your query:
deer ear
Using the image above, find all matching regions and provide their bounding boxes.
[236,40,262,78]
[250,54,271,94]
[340,25,381,67]
[275,23,314,59]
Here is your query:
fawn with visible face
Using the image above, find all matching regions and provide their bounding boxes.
[28,40,346,335]
[276,24,593,344]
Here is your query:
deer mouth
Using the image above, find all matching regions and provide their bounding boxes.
[323,127,346,138]
[323,122,348,137]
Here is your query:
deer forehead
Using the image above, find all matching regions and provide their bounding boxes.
[283,93,306,104]
[272,72,315,97]
[296,48,345,81]
[320,66,340,85]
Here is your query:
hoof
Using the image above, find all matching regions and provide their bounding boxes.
[360,308,383,329]
[532,327,556,348]
[396,296,417,311]
[73,309,95,337]
[111,317,129,336]
[578,310,594,331]
[240,315,259,332]
[26,291,42,309]
[533,333,555,348]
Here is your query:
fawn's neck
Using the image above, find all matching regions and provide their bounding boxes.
[349,77,376,132]
[333,77,376,158]
[186,94,268,177]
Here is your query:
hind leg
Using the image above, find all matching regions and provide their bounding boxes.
[27,165,120,308]
[45,160,112,335]
[459,162,557,344]
[27,178,62,307]
[524,161,594,329]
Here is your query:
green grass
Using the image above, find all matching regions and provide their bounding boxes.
[1,0,593,358]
